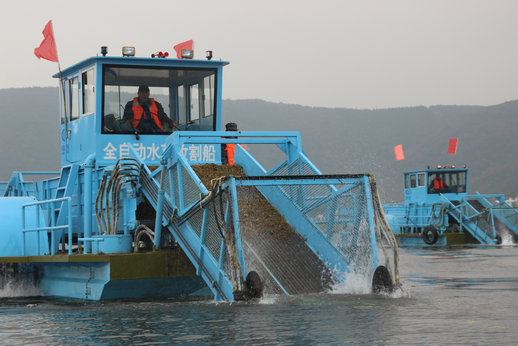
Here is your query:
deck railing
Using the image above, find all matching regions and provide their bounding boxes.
[22,197,73,255]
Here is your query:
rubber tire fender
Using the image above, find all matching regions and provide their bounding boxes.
[422,226,439,245]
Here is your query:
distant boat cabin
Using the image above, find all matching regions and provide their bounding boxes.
[403,166,468,204]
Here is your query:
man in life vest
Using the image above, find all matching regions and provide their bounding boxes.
[221,122,244,165]
[123,86,177,134]
[430,174,447,193]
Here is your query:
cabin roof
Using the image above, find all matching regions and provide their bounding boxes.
[53,56,229,78]
[404,168,468,175]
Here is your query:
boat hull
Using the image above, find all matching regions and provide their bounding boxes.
[395,232,477,247]
[1,250,211,300]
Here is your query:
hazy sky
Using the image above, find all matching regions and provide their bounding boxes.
[1,0,517,109]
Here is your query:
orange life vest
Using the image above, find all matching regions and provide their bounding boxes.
[433,178,444,190]
[224,143,246,165]
[131,98,163,130]
[225,144,237,165]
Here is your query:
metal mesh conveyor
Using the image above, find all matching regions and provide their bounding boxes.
[467,199,517,241]
[236,186,333,295]
[443,196,518,244]
[191,166,333,295]
[467,199,496,238]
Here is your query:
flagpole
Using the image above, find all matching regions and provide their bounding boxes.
[453,138,458,167]
[50,20,69,139]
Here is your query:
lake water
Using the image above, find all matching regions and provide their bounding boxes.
[1,245,517,345]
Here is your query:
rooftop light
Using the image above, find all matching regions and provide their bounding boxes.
[122,46,135,57]
[151,51,169,58]
[181,49,194,59]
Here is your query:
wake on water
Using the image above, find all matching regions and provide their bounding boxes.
[0,276,406,304]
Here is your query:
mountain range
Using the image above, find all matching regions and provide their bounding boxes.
[1,87,517,202]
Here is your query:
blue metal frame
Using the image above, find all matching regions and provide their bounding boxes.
[161,131,383,286]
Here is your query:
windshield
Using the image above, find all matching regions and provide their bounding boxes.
[102,65,217,135]
[428,170,467,194]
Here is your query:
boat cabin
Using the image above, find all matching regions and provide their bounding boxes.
[403,166,468,205]
[54,48,228,167]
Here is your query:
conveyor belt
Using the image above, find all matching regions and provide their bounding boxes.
[191,165,336,295]
[467,199,485,212]
[467,199,515,239]
[237,186,333,295]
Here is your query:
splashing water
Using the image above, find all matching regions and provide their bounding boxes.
[328,272,372,295]
[499,232,516,246]
[506,197,518,207]
[0,280,43,298]
[257,294,280,305]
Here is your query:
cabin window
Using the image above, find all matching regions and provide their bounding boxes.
[428,170,467,194]
[103,84,169,134]
[190,84,200,122]
[60,80,68,124]
[410,174,416,188]
[451,171,467,193]
[449,173,457,187]
[82,69,95,116]
[417,173,425,187]
[203,75,214,117]
[102,65,217,134]
[405,174,410,189]
[459,171,466,186]
[70,77,79,121]
[177,85,186,126]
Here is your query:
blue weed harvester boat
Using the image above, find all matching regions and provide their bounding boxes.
[383,165,518,246]
[0,46,399,300]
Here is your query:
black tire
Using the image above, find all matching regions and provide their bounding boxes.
[495,235,502,245]
[234,271,263,301]
[422,226,439,245]
[245,271,263,299]
[372,266,394,294]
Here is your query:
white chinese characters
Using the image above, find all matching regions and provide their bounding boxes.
[103,142,217,163]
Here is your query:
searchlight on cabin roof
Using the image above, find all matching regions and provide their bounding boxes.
[122,46,135,57]
[103,44,199,59]
[181,49,194,59]
[433,164,458,169]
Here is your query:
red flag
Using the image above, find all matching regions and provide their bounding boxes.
[394,144,405,161]
[173,40,193,59]
[448,138,458,154]
[34,20,58,62]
